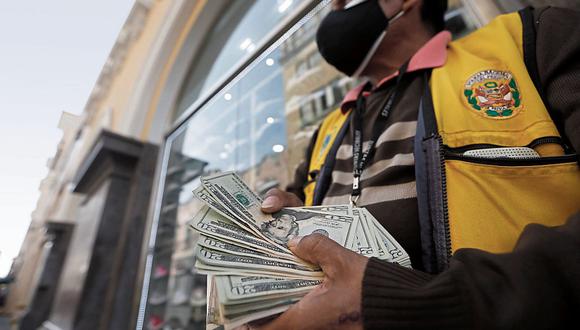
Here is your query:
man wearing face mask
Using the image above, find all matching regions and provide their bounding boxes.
[257,0,580,329]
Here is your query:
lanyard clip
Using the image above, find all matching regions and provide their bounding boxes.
[349,194,360,207]
[352,175,360,190]
[351,175,361,207]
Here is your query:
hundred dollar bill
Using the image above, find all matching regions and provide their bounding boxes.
[196,246,323,278]
[216,275,321,302]
[190,206,298,261]
[201,172,358,247]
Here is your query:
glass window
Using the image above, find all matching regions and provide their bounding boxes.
[174,0,305,120]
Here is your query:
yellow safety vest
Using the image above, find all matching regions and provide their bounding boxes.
[303,9,580,272]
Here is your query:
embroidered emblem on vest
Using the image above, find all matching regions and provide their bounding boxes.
[464,70,521,119]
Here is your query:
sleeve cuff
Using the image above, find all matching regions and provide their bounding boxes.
[362,257,472,329]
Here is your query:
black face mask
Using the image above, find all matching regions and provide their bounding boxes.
[316,0,403,76]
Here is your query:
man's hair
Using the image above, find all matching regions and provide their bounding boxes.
[420,0,448,32]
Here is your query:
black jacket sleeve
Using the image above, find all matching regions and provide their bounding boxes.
[361,7,580,329]
[362,213,580,329]
[535,7,580,152]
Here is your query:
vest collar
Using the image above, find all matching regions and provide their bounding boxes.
[340,31,452,113]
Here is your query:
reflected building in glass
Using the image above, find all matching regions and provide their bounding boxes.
[280,4,356,185]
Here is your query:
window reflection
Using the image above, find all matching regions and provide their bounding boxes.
[174,0,304,120]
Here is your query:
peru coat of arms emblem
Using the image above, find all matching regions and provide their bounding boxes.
[463,70,522,119]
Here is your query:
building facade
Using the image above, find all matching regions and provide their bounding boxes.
[3,0,578,329]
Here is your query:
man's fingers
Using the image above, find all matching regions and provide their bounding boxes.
[253,304,300,330]
[288,234,345,274]
[254,286,323,330]
[261,189,303,213]
[251,284,326,330]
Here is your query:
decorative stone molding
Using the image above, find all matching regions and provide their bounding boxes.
[84,1,152,123]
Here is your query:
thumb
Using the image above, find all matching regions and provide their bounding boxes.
[261,189,303,213]
[287,234,345,274]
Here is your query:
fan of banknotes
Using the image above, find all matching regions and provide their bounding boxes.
[189,171,411,329]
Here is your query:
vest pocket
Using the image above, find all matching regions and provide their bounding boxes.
[444,152,577,166]
[442,146,580,255]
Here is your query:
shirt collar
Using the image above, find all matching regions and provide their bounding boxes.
[340,31,452,112]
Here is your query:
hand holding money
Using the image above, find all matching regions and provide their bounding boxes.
[251,234,368,330]
[188,171,411,329]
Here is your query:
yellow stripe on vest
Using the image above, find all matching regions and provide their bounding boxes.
[304,108,351,206]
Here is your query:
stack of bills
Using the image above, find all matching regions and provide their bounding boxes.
[189,171,411,329]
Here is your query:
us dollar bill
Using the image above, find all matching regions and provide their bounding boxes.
[194,262,319,280]
[264,208,358,248]
[223,296,300,316]
[365,209,411,266]
[298,205,377,258]
[198,235,307,266]
[216,275,321,302]
[193,186,256,235]
[207,275,221,325]
[201,172,275,241]
[196,246,323,277]
[201,172,358,248]
[351,208,379,257]
[189,206,297,260]
[290,204,351,215]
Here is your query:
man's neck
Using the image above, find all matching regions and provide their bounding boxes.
[363,29,435,85]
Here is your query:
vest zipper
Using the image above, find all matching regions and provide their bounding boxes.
[444,153,577,166]
[447,136,566,154]
[526,136,570,152]
[446,143,501,154]
[444,136,578,166]
[437,135,453,264]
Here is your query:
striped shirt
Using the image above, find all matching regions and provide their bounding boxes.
[324,75,424,267]
[287,32,452,268]
[287,75,426,266]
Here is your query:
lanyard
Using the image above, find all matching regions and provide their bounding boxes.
[350,63,409,206]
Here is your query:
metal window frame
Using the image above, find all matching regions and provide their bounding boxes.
[135,1,329,328]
